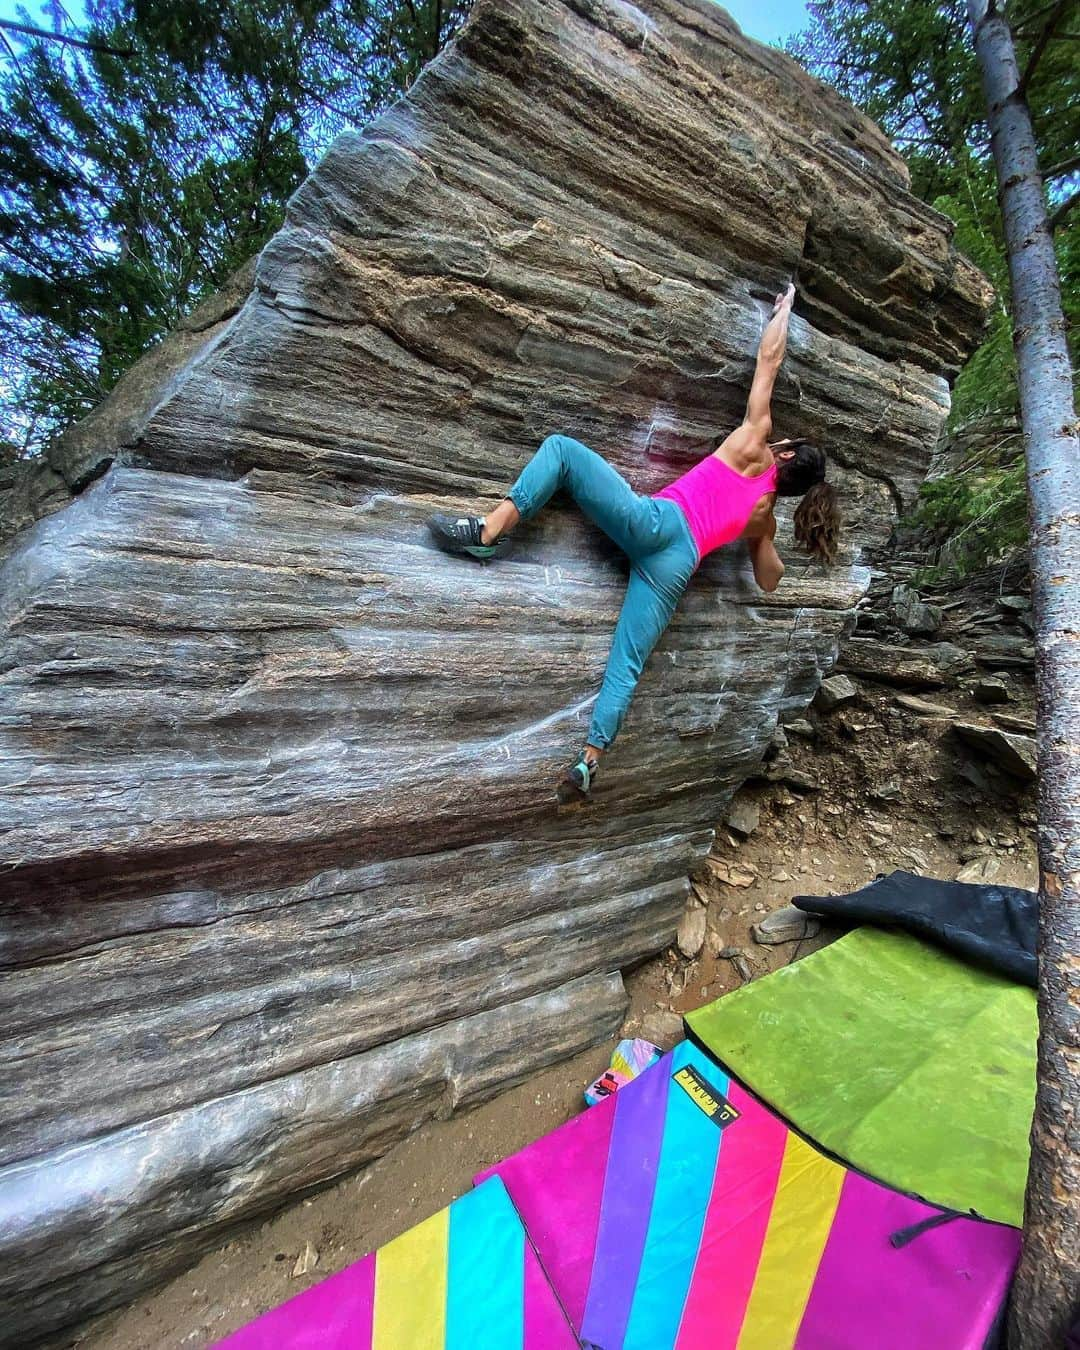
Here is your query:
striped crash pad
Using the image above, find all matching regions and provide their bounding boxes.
[216,1174,576,1348]
[482,1040,1019,1350]
[686,927,1037,1226]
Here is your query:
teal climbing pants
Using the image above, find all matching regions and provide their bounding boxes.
[508,435,698,749]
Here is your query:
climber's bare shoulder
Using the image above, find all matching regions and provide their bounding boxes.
[712,420,772,475]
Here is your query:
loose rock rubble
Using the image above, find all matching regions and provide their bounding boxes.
[816,675,859,711]
[676,906,708,960]
[289,1244,319,1279]
[725,798,761,839]
[752,906,822,946]
[953,723,1037,782]
[891,584,943,636]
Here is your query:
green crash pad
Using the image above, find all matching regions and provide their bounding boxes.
[686,927,1036,1226]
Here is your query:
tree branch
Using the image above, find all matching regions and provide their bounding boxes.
[1048,185,1080,231]
[1016,0,1071,95]
[1044,150,1080,179]
[297,79,355,124]
[0,17,133,58]
[1012,0,1065,31]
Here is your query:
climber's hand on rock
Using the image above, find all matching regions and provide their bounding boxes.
[772,283,796,314]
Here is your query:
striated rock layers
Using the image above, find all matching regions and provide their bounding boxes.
[0,0,989,1340]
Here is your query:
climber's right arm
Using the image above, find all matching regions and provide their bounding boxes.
[744,283,795,436]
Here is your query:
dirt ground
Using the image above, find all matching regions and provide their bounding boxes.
[77,665,1038,1350]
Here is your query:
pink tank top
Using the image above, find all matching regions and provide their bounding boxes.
[656,455,777,561]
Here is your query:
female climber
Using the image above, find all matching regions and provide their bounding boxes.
[428,283,840,801]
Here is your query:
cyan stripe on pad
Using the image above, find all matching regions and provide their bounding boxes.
[622,1043,730,1350]
[446,1177,525,1350]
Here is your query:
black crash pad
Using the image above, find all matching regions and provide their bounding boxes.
[793,869,1037,986]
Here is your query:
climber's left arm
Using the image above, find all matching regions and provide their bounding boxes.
[745,514,785,593]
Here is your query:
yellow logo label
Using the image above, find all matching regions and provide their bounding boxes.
[673,1065,741,1128]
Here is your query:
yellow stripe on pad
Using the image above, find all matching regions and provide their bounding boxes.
[611,1049,633,1077]
[372,1205,450,1350]
[736,1133,845,1350]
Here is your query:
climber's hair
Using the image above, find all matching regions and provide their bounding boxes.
[793,481,840,565]
[775,439,841,566]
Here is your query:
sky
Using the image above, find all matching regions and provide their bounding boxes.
[720,0,810,46]
[0,0,81,29]
[0,0,811,47]
[0,0,70,25]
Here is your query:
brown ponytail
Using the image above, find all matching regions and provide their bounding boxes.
[793,481,841,564]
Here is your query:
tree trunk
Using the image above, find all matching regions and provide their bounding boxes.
[965,2,1080,1345]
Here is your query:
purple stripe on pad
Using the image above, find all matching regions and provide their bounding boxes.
[478,1082,617,1330]
[580,1047,671,1349]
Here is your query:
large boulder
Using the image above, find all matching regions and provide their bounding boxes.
[0,0,988,1340]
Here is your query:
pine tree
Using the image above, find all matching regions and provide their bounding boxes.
[0,0,468,454]
[965,2,1079,1341]
[788,0,1078,574]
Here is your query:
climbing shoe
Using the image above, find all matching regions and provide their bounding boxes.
[557,755,598,803]
[428,512,503,560]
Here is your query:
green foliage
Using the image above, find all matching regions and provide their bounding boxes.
[928,167,1015,433]
[788,0,984,192]
[789,0,1078,574]
[0,0,468,452]
[915,462,1029,577]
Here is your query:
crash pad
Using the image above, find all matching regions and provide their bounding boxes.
[482,1040,1019,1349]
[216,1174,576,1348]
[686,927,1037,1226]
[792,869,1037,986]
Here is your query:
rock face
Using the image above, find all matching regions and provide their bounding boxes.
[0,0,988,1341]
